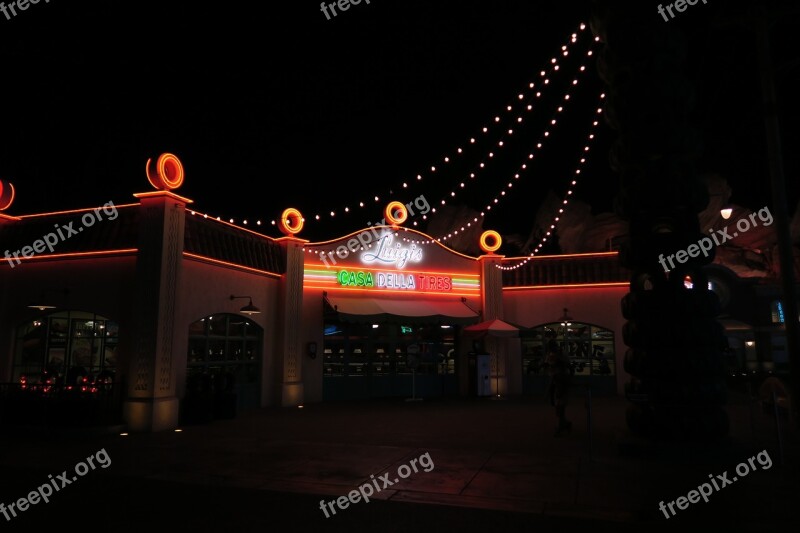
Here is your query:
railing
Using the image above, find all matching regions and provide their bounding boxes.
[502,253,631,288]
[0,381,124,429]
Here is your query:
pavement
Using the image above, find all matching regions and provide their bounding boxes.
[0,390,798,532]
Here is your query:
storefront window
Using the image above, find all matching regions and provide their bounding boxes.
[323,322,457,378]
[522,322,615,377]
[13,311,118,382]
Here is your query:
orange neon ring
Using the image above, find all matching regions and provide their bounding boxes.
[146,153,185,191]
[385,201,408,226]
[279,208,304,235]
[0,180,15,211]
[479,230,502,253]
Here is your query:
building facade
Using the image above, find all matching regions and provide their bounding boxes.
[0,162,793,432]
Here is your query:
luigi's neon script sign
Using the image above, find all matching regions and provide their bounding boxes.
[360,234,422,269]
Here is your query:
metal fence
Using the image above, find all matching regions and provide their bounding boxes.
[0,381,124,429]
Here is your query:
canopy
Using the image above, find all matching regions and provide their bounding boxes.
[325,295,480,325]
[462,318,521,338]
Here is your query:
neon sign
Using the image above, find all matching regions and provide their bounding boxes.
[360,234,422,269]
[305,265,480,296]
[336,269,454,292]
[337,270,375,287]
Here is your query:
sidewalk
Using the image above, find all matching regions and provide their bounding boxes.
[0,392,797,531]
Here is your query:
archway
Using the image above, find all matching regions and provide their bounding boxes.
[521,321,616,395]
[186,313,263,415]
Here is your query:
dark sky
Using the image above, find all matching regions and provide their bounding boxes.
[0,0,797,248]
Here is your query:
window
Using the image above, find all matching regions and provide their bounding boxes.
[186,314,262,408]
[322,321,456,377]
[13,311,118,382]
[522,322,615,377]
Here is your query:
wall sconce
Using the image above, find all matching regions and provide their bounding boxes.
[27,289,70,311]
[720,207,733,220]
[230,295,261,315]
[559,307,573,327]
[745,341,755,348]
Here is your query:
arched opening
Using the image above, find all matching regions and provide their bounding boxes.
[521,321,616,395]
[13,310,118,383]
[185,313,263,419]
[5,310,121,428]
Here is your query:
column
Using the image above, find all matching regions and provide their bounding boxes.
[477,253,512,395]
[123,191,189,432]
[276,236,307,406]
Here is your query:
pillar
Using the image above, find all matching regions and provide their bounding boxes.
[123,191,190,432]
[478,253,515,395]
[276,236,307,406]
[0,213,21,383]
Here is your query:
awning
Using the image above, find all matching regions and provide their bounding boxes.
[324,295,480,325]
[463,318,521,338]
[717,318,754,332]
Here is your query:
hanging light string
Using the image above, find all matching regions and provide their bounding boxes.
[399,57,603,247]
[293,22,592,229]
[187,23,601,253]
[495,94,606,271]
[185,209,268,235]
[420,35,600,225]
[303,35,601,254]
[212,22,591,233]
[303,71,596,258]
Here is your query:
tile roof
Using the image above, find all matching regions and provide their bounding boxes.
[0,206,285,275]
[183,214,285,275]
[0,206,139,257]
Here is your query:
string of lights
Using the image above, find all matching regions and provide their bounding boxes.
[496,93,606,271]
[301,83,602,263]
[303,86,604,260]
[293,21,592,228]
[300,39,602,257]
[418,36,601,233]
[425,36,599,220]
[398,44,602,247]
[201,22,591,233]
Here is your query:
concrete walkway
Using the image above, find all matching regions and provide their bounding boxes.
[1,392,798,531]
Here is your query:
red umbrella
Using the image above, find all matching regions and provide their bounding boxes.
[462,318,520,338]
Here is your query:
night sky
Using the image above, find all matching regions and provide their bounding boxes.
[0,0,797,247]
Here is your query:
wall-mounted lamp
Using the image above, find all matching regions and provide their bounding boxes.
[559,307,573,327]
[230,295,261,315]
[28,302,57,311]
[27,289,70,311]
[720,207,733,220]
